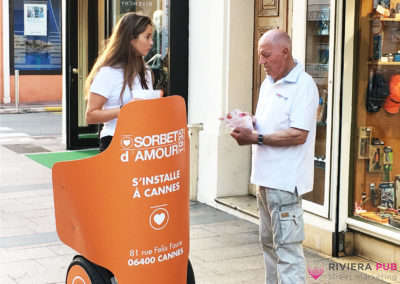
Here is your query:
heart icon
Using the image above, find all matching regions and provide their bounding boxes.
[154,213,166,225]
[123,139,131,147]
[308,267,324,280]
[149,208,169,230]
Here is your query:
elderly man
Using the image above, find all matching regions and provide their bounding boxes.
[230,29,319,283]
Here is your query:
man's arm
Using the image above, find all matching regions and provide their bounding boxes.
[230,127,308,146]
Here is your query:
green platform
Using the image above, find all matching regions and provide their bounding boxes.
[26,149,99,169]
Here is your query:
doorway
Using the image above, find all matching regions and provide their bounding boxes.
[66,0,105,149]
[65,0,188,149]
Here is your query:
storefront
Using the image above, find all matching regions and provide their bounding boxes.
[340,0,400,259]
[63,0,188,149]
[1,0,62,104]
[190,0,400,262]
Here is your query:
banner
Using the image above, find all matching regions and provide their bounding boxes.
[53,96,190,283]
[24,4,47,36]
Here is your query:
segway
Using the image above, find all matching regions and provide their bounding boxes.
[52,96,195,283]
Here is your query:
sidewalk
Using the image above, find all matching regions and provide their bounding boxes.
[0,132,397,283]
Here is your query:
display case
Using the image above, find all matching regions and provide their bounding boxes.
[353,0,400,230]
[302,0,331,207]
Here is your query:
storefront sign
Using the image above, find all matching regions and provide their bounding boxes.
[24,4,47,36]
[52,96,189,283]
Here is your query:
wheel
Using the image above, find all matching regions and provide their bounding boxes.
[187,259,195,284]
[66,255,113,284]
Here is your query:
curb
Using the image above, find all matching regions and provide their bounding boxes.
[0,106,62,114]
[44,106,62,112]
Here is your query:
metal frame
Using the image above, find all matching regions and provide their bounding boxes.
[65,0,99,149]
[340,0,400,243]
[293,0,339,219]
[293,0,346,256]
[169,0,189,105]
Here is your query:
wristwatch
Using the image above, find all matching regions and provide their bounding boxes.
[257,133,263,145]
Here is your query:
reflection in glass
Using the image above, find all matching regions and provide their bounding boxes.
[118,0,169,93]
[303,0,330,205]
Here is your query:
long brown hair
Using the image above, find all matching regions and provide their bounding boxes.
[85,13,152,99]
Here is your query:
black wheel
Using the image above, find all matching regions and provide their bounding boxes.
[187,259,195,284]
[66,255,113,284]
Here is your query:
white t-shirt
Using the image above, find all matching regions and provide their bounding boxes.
[251,62,319,196]
[90,66,153,138]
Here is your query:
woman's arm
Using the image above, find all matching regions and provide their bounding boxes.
[85,92,120,124]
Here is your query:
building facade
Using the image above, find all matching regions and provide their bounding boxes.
[189,0,400,263]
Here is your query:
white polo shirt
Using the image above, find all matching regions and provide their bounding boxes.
[251,62,319,195]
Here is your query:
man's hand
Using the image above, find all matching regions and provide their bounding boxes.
[230,127,257,146]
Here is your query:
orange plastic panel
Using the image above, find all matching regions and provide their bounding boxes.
[53,96,189,283]
[66,264,92,284]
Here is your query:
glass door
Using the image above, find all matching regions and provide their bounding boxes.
[66,0,104,149]
[112,0,170,94]
[293,0,337,217]
[66,0,188,149]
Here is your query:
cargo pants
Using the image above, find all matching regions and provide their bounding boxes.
[257,186,305,284]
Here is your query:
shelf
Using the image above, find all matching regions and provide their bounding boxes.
[306,63,329,78]
[368,61,400,66]
[307,9,330,22]
[370,17,400,22]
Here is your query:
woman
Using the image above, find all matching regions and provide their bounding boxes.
[85,13,154,152]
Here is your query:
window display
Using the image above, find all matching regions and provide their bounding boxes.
[11,0,62,72]
[302,0,331,205]
[353,0,400,230]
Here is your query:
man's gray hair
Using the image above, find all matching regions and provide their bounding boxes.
[260,29,292,51]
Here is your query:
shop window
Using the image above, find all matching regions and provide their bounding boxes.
[353,0,400,230]
[302,0,331,206]
[9,0,62,74]
[115,0,169,92]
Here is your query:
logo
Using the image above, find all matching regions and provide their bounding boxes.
[120,128,185,163]
[149,205,169,231]
[276,93,288,100]
[308,267,324,280]
[120,135,134,149]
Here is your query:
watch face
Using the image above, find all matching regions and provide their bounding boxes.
[258,134,263,145]
[372,19,382,35]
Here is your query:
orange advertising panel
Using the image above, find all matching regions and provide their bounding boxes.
[52,96,189,283]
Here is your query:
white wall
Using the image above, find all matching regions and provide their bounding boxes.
[188,0,254,204]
